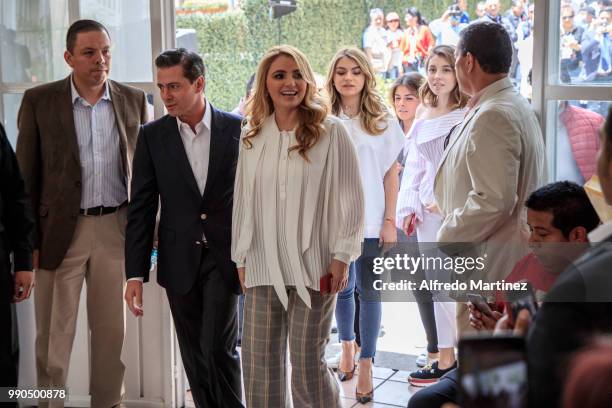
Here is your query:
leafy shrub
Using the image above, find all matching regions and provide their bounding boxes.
[176,0,511,111]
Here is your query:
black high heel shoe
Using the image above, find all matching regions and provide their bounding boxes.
[337,363,356,381]
[356,363,373,404]
[356,388,373,404]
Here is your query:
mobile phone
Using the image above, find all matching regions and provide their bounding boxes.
[320,273,333,294]
[504,282,538,324]
[467,293,494,318]
[405,214,417,236]
[459,335,528,408]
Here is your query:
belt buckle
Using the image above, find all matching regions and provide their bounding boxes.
[86,207,102,216]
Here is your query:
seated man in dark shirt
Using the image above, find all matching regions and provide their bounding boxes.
[407,180,601,408]
[527,106,612,408]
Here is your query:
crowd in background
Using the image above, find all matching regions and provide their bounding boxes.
[362,0,612,99]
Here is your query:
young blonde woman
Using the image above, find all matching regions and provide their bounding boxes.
[396,44,468,386]
[325,47,404,404]
[231,45,364,407]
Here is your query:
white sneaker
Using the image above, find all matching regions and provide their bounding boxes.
[415,352,429,368]
[415,352,439,368]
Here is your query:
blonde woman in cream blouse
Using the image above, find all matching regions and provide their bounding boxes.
[231,45,364,408]
[325,47,405,404]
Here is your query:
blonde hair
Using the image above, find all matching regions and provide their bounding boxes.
[244,45,329,160]
[325,47,389,136]
[419,45,469,110]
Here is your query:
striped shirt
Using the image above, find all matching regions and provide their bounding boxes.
[71,78,126,208]
[397,109,466,223]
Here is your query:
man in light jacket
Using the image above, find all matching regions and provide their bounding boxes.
[434,21,547,334]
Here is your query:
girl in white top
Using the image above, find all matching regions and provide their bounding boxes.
[390,72,423,178]
[325,47,404,403]
[232,45,364,407]
[396,44,469,386]
[391,73,443,369]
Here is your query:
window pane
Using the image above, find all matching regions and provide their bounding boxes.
[80,0,153,82]
[0,0,70,83]
[2,93,24,148]
[546,100,610,185]
[558,3,611,85]
[515,2,535,99]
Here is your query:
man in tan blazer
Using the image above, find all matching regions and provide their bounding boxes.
[16,20,147,408]
[434,22,546,334]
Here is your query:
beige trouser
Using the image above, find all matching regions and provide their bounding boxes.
[35,208,127,408]
[242,286,341,408]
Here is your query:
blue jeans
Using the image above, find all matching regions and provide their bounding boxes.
[335,239,381,359]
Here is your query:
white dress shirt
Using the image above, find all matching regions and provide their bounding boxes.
[177,100,212,196]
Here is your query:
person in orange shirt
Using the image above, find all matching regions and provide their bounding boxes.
[400,7,435,72]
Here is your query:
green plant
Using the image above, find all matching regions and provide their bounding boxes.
[180,0,228,10]
[176,0,513,111]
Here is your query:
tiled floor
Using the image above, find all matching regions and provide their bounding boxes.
[337,365,422,407]
[186,365,422,407]
[329,302,430,407]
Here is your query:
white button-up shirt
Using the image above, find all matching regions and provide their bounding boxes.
[176,100,212,196]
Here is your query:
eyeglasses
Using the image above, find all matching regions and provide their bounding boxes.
[562,15,575,20]
[388,19,400,22]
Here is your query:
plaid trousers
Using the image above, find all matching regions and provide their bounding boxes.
[242,286,341,408]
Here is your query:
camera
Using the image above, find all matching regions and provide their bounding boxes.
[448,5,462,18]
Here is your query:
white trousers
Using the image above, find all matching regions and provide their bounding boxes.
[416,210,458,350]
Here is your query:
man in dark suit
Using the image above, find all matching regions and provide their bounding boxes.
[0,123,34,397]
[16,20,147,407]
[124,48,242,408]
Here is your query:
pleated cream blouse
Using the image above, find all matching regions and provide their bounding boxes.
[231,114,365,308]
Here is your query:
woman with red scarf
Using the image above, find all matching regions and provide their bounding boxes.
[400,7,435,72]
